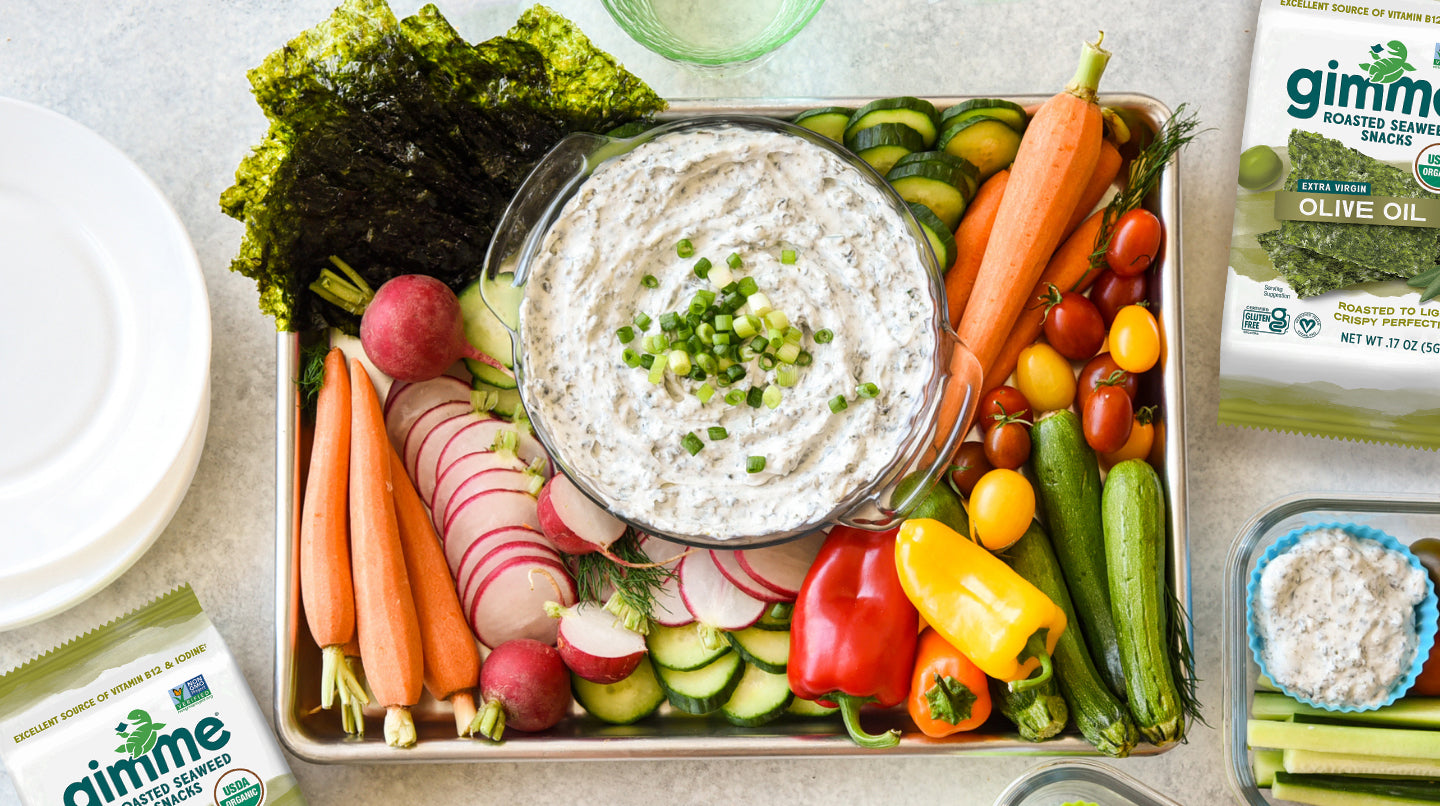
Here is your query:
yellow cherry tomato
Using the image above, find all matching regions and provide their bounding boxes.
[967,468,1035,551]
[1101,406,1157,470]
[1014,343,1077,413]
[1109,305,1160,373]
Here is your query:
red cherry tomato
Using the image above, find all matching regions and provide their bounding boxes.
[1082,385,1134,454]
[1077,353,1139,408]
[1105,209,1163,277]
[1090,269,1149,326]
[984,417,1032,470]
[950,441,992,496]
[1042,289,1106,361]
[979,386,1033,431]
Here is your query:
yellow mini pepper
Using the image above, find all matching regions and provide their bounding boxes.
[894,519,1066,688]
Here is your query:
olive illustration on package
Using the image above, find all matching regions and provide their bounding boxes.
[1359,41,1415,84]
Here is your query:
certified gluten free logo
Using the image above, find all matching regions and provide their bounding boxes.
[1242,306,1290,335]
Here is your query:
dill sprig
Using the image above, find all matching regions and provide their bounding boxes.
[1167,583,1207,736]
[296,340,329,422]
[570,530,675,634]
[1086,103,1205,281]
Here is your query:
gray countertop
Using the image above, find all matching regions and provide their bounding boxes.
[4,0,1439,804]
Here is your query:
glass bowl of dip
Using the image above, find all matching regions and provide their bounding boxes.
[992,759,1185,806]
[480,114,982,548]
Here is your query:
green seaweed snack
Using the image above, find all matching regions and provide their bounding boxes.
[0,586,307,806]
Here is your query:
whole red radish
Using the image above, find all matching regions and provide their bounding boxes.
[545,600,647,684]
[538,473,625,555]
[470,639,570,740]
[360,274,510,382]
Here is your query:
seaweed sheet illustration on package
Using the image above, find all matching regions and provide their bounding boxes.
[1221,0,1440,449]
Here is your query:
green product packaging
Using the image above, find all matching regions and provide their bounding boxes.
[0,586,307,806]
[1221,0,1440,448]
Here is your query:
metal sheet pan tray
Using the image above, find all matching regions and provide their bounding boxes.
[273,94,1190,763]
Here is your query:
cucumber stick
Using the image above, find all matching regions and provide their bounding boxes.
[1253,748,1284,787]
[1272,773,1440,805]
[1284,748,1440,778]
[1102,459,1184,746]
[1005,521,1137,757]
[1030,411,1127,697]
[1252,692,1440,728]
[1248,719,1440,760]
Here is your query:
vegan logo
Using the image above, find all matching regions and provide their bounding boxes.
[1360,41,1416,84]
[114,709,166,758]
[169,674,213,712]
[1295,312,1322,338]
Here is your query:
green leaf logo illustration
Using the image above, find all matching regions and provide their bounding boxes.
[1359,40,1415,83]
[113,709,167,759]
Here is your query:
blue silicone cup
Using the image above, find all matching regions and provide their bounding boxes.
[1246,521,1438,712]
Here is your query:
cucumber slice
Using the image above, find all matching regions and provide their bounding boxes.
[886,158,972,231]
[940,98,1028,133]
[786,696,839,717]
[721,663,794,727]
[893,151,979,198]
[846,123,923,174]
[938,115,1023,182]
[1252,748,1284,787]
[572,656,665,725]
[469,360,517,389]
[908,202,958,270]
[724,626,790,673]
[845,96,939,147]
[655,651,743,714]
[1252,693,1440,728]
[793,106,854,142]
[647,622,730,671]
[472,382,523,419]
[458,272,522,370]
[752,602,792,632]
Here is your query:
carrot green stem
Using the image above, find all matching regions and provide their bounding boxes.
[320,644,342,710]
[309,255,374,316]
[383,706,417,748]
[1064,32,1111,102]
[451,692,478,737]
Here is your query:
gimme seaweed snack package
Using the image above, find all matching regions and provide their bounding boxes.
[1221,0,1440,448]
[0,586,306,806]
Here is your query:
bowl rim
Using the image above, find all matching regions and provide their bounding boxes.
[599,0,828,66]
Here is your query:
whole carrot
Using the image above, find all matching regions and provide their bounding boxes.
[945,169,1009,327]
[1062,139,1122,238]
[388,443,482,737]
[350,358,424,747]
[298,347,369,731]
[956,35,1109,372]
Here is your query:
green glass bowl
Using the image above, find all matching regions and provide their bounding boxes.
[601,0,825,69]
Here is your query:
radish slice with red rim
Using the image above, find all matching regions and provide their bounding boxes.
[678,551,765,642]
[436,468,537,532]
[467,555,575,648]
[536,473,625,555]
[711,550,791,604]
[442,489,541,568]
[735,531,828,599]
[383,375,469,450]
[411,411,490,497]
[459,539,560,609]
[430,450,528,514]
[400,401,472,481]
[436,418,549,478]
[545,600,646,684]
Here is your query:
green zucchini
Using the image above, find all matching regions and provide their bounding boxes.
[940,98,1028,133]
[724,626,790,673]
[992,674,1067,742]
[1253,748,1284,787]
[938,114,1023,181]
[845,96,939,147]
[1272,773,1440,805]
[1252,693,1440,728]
[793,106,854,142]
[720,663,794,726]
[786,696,839,717]
[885,157,972,230]
[648,622,730,671]
[1005,521,1138,757]
[1102,459,1184,746]
[1029,410,1127,698]
[571,656,665,725]
[1284,748,1440,778]
[847,122,923,174]
[907,202,957,272]
[654,650,744,714]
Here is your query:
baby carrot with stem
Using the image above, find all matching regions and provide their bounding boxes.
[349,358,424,747]
[945,168,1009,327]
[297,347,369,733]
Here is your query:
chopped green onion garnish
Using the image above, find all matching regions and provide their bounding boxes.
[724,364,747,383]
[713,332,731,346]
[693,257,712,279]
[681,432,704,455]
[659,312,681,331]
[708,426,728,440]
[713,343,734,359]
[857,382,880,399]
[685,311,702,328]
[617,325,635,344]
[634,312,652,331]
[746,455,766,473]
[814,328,834,344]
[829,395,848,413]
[644,334,669,354]
[720,291,746,313]
[746,386,764,408]
[697,383,716,403]
[734,315,759,339]
[648,361,666,384]
[642,274,659,288]
[766,336,783,353]
[708,265,734,289]
[675,325,694,342]
[686,335,704,354]
[727,252,742,269]
[714,314,734,332]
[775,365,799,387]
[714,374,733,387]
[724,389,745,405]
[689,365,707,382]
[783,326,803,345]
[748,291,773,316]
[697,353,718,375]
[764,310,790,331]
[622,348,641,368]
[668,350,692,375]
[697,323,716,344]
[640,353,655,369]
[721,281,739,295]
[762,384,782,409]
[775,342,801,364]
[797,350,813,367]
[677,238,695,258]
[689,290,715,315]
[781,249,796,265]
[758,353,778,371]
[737,276,758,296]
[738,344,759,362]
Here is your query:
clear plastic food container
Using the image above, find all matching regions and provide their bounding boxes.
[1222,492,1440,805]
[993,759,1186,806]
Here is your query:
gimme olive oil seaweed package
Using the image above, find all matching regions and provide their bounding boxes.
[1221,0,1440,447]
[0,586,306,806]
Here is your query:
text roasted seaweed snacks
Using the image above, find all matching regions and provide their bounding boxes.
[1221,0,1440,448]
[0,586,307,806]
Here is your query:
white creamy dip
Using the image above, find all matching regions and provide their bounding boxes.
[1253,529,1430,708]
[519,124,936,541]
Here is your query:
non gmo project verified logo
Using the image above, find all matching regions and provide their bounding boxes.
[169,674,213,712]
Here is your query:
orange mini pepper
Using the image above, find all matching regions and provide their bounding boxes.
[909,629,992,737]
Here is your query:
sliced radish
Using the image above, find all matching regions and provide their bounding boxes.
[711,550,791,604]
[442,489,541,568]
[400,400,471,480]
[383,375,470,450]
[382,379,411,418]
[437,468,537,532]
[679,551,765,640]
[736,531,828,599]
[412,411,501,502]
[458,538,560,609]
[544,600,647,684]
[536,473,625,555]
[468,555,576,648]
[436,418,550,478]
[638,535,694,627]
[430,450,528,514]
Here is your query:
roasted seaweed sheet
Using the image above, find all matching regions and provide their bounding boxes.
[221,0,664,333]
[1255,230,1392,298]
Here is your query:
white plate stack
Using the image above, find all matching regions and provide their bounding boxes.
[0,98,211,630]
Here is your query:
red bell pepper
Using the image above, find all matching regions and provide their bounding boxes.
[788,526,919,748]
